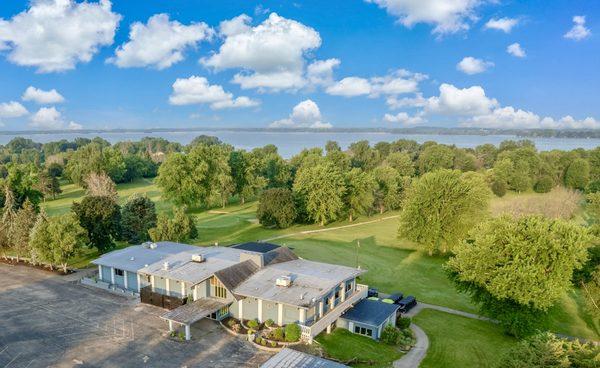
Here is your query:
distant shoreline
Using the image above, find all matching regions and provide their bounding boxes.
[1,126,599,139]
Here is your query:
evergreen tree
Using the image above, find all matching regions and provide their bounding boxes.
[121,194,157,244]
[11,199,37,261]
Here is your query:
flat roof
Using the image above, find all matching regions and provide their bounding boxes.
[233,259,364,307]
[340,299,399,327]
[232,242,280,254]
[161,298,229,325]
[261,348,348,368]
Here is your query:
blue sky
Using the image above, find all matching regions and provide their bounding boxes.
[0,0,598,131]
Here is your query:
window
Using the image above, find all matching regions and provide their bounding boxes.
[354,325,373,337]
[334,290,340,299]
[346,282,352,292]
[114,268,124,277]
[211,277,227,299]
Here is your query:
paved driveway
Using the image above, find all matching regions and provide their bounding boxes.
[0,263,271,368]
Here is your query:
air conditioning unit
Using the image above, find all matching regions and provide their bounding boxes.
[276,275,292,287]
[163,261,170,271]
[192,254,204,263]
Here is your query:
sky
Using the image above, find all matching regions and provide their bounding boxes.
[0,0,598,131]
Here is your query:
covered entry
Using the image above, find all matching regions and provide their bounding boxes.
[161,298,230,340]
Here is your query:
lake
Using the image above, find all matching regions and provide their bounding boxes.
[1,130,599,158]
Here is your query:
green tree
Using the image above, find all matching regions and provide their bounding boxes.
[11,199,37,261]
[491,179,507,197]
[373,165,405,214]
[148,207,198,242]
[72,196,121,253]
[0,187,17,258]
[349,140,380,170]
[4,163,42,208]
[84,172,118,201]
[565,158,590,190]
[257,188,296,229]
[121,194,157,244]
[453,149,478,172]
[229,150,265,204]
[398,170,491,255]
[417,144,455,174]
[581,267,600,320]
[65,143,126,185]
[344,168,376,222]
[447,215,591,337]
[534,175,554,193]
[293,162,345,226]
[385,152,414,177]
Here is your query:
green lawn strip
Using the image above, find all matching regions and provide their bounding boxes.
[316,328,403,368]
[547,289,600,340]
[413,309,517,368]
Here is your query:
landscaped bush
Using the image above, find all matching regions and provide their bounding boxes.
[270,341,277,348]
[269,327,284,341]
[491,179,507,197]
[264,319,274,328]
[261,339,267,346]
[381,325,402,345]
[232,324,241,333]
[397,328,415,349]
[396,316,412,329]
[255,337,263,344]
[247,319,259,329]
[284,323,301,342]
[248,329,256,335]
[227,319,237,327]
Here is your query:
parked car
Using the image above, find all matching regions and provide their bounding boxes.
[388,292,404,303]
[398,296,417,313]
[367,288,378,298]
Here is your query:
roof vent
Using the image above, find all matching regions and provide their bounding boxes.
[276,275,292,287]
[149,243,158,249]
[192,254,205,263]
[130,257,135,261]
[163,261,170,271]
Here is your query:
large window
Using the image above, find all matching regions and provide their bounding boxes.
[114,268,124,277]
[211,277,227,299]
[354,325,373,337]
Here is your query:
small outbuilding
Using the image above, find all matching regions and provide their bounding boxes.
[336,299,399,340]
[261,348,348,368]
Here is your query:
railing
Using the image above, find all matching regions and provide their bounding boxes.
[299,283,368,342]
[140,286,187,310]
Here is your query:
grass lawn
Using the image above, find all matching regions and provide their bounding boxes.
[413,309,518,368]
[316,328,403,368]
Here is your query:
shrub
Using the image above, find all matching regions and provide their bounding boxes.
[396,316,412,330]
[381,325,402,345]
[255,337,263,344]
[264,319,274,328]
[227,319,237,328]
[270,327,284,341]
[247,319,259,329]
[284,323,301,342]
[248,329,256,335]
[491,179,507,197]
[586,180,600,193]
[257,188,297,228]
[533,176,554,193]
[397,328,416,348]
[178,331,185,341]
[261,339,267,346]
[232,324,241,333]
[270,341,277,348]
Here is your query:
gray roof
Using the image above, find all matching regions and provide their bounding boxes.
[161,298,229,325]
[263,247,299,266]
[233,259,364,308]
[261,348,347,368]
[340,299,399,327]
[214,260,260,300]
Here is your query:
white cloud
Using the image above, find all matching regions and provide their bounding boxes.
[326,69,425,97]
[0,0,121,73]
[457,56,494,75]
[270,99,331,129]
[202,13,321,91]
[506,43,526,58]
[463,106,600,129]
[383,111,425,125]
[484,17,518,33]
[564,15,591,41]
[0,101,28,118]
[307,58,340,87]
[386,93,427,109]
[366,0,485,34]
[22,86,65,104]
[426,83,498,116]
[30,106,80,129]
[108,14,213,69]
[169,76,259,110]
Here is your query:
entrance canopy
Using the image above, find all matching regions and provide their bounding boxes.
[161,298,229,325]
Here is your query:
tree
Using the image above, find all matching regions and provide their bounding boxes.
[491,179,507,197]
[121,194,157,244]
[447,215,591,337]
[156,144,230,208]
[417,144,454,174]
[29,209,52,266]
[373,165,405,214]
[385,152,414,177]
[46,162,64,178]
[581,267,600,320]
[344,168,376,222]
[534,175,554,193]
[65,143,126,185]
[349,140,380,170]
[4,163,42,208]
[498,332,600,368]
[565,158,590,190]
[11,199,37,261]
[0,187,17,259]
[257,188,296,229]
[293,162,346,226]
[84,172,118,201]
[37,171,62,200]
[72,196,121,253]
[148,207,197,242]
[398,170,491,255]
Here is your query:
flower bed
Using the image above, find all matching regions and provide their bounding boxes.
[221,317,248,336]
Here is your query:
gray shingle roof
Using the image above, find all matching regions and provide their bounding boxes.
[340,299,399,327]
[261,348,348,368]
[214,259,260,300]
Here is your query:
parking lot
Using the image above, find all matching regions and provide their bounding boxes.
[0,263,271,368]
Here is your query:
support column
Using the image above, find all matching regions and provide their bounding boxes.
[124,271,129,290]
[137,274,141,293]
[181,282,186,298]
[239,300,244,321]
[257,299,263,322]
[299,308,306,324]
[318,301,324,319]
[97,265,102,280]
[165,278,171,296]
[277,303,283,326]
[150,275,155,292]
[326,324,332,334]
[168,320,174,332]
[193,285,198,301]
[110,267,115,285]
[340,282,346,302]
[185,324,191,341]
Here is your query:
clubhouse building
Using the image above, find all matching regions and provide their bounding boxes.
[92,241,397,341]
